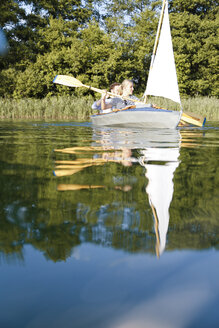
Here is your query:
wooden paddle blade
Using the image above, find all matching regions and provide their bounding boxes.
[181,112,206,127]
[53,75,83,88]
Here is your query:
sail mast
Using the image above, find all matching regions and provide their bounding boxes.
[144,0,166,103]
[150,0,167,71]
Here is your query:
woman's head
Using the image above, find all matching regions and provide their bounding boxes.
[121,79,134,96]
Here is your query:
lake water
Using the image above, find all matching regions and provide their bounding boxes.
[0,121,218,328]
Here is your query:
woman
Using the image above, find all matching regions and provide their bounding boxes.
[119,79,139,107]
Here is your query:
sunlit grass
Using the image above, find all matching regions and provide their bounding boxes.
[0,96,218,121]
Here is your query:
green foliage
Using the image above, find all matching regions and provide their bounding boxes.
[0,0,218,99]
[170,3,219,97]
[0,0,24,27]
[29,0,93,22]
[169,0,218,17]
[12,21,121,98]
[0,67,18,97]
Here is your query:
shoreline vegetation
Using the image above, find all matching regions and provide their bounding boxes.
[0,96,218,122]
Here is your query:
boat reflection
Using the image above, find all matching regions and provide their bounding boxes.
[54,127,181,256]
[93,127,181,257]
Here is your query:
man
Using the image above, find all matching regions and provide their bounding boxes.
[91,82,121,112]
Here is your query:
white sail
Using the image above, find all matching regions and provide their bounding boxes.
[144,0,181,104]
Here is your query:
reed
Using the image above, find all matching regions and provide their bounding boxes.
[0,97,93,120]
[0,96,218,121]
[181,97,219,121]
[147,96,219,121]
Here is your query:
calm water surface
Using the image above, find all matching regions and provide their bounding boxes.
[0,121,218,328]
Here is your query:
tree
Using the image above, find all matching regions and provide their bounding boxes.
[13,21,123,98]
[0,0,96,97]
[169,0,219,96]
[0,0,218,98]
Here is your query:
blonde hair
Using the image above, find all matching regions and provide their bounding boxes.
[120,80,134,95]
[121,79,133,90]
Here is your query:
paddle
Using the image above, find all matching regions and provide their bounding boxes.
[53,75,143,103]
[53,75,206,127]
[179,112,206,127]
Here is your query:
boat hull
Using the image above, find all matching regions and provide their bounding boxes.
[91,107,181,129]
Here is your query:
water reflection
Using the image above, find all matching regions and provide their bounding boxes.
[54,127,181,256]
[0,122,218,264]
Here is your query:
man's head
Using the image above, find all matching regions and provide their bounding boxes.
[110,82,121,95]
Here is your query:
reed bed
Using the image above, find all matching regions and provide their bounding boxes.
[0,97,93,121]
[147,96,219,121]
[181,97,219,121]
[0,96,218,121]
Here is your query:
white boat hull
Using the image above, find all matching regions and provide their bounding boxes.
[91,107,181,129]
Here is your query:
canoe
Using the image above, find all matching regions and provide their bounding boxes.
[91,106,181,129]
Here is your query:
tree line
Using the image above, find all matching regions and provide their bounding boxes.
[0,0,218,99]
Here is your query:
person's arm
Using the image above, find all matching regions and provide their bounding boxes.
[92,91,110,110]
[101,91,113,110]
[92,99,101,110]
[129,95,139,101]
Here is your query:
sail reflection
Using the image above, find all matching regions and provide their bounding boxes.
[139,141,180,256]
[54,127,181,256]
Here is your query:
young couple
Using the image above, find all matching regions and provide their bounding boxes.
[92,80,139,113]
